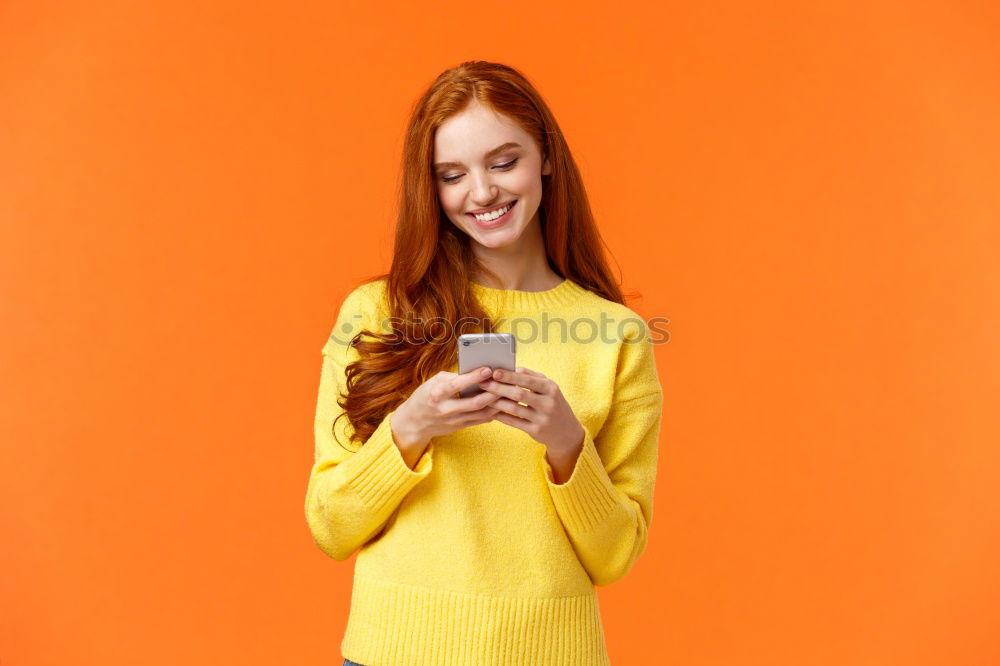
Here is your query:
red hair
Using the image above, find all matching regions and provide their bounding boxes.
[335,60,632,449]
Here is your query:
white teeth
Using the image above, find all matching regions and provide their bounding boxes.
[473,202,512,221]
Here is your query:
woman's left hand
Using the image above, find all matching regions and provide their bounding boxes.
[478,366,585,455]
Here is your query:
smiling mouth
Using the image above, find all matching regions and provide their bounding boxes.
[467,199,518,225]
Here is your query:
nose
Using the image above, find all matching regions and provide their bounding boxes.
[468,170,500,208]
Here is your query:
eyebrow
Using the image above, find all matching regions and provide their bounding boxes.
[433,142,522,170]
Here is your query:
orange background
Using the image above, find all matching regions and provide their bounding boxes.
[2,1,999,664]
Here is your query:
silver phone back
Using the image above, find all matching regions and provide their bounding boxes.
[457,333,517,398]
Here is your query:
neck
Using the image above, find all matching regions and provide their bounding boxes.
[471,218,562,291]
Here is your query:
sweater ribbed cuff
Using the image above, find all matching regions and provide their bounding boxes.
[544,431,620,533]
[342,410,434,514]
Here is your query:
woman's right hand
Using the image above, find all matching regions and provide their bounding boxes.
[390,366,501,460]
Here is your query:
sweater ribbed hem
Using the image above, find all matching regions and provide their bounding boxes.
[342,410,434,513]
[341,576,610,666]
[470,278,588,313]
[544,432,620,533]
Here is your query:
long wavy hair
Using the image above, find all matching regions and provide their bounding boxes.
[334,60,634,449]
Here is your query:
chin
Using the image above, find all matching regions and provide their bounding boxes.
[468,224,522,247]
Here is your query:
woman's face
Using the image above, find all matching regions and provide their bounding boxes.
[433,100,551,249]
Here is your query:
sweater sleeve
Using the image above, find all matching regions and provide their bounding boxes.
[304,283,434,561]
[542,318,663,586]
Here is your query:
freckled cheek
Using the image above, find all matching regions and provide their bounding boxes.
[439,192,463,218]
[504,170,537,196]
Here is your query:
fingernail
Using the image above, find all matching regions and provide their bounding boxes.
[479,381,489,387]
[481,368,491,377]
[494,370,504,380]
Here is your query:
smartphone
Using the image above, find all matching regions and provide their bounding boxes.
[456,333,517,398]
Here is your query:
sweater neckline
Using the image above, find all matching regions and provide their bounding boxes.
[469,277,587,313]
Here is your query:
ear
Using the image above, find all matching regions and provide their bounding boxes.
[542,155,552,176]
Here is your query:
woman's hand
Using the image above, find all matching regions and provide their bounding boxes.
[390,366,503,460]
[478,366,585,457]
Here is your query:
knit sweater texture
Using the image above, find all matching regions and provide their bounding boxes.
[304,277,664,666]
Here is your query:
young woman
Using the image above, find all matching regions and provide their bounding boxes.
[305,60,664,666]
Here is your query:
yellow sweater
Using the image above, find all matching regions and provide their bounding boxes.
[305,277,664,666]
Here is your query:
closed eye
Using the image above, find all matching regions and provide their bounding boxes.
[441,158,519,184]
